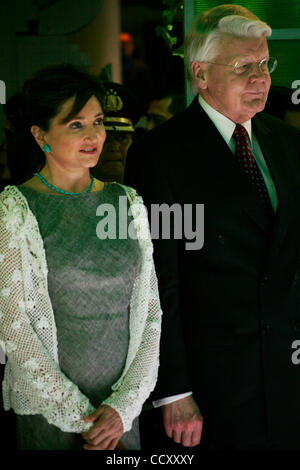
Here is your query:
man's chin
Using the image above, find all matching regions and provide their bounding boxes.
[243,99,267,116]
[247,94,267,105]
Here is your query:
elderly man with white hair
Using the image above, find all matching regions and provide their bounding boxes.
[125,4,300,450]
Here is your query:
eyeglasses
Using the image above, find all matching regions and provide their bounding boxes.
[204,57,277,75]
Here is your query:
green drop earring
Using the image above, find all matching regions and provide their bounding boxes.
[43,144,51,153]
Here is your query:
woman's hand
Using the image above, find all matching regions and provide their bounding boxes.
[81,404,124,450]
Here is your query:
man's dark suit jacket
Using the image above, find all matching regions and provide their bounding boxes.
[125,97,300,448]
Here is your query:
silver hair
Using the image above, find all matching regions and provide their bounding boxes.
[185,12,272,95]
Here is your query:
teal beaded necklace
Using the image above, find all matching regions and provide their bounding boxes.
[34,172,95,195]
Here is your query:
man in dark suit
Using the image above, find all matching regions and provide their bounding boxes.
[125,4,300,450]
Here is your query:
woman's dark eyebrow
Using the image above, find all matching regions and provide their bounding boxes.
[59,112,104,124]
[70,112,104,120]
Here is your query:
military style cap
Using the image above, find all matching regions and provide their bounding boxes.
[102,82,141,132]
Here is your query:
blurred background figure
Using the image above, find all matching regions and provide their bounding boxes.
[120,32,153,113]
[91,82,141,184]
[145,90,185,130]
[264,85,300,130]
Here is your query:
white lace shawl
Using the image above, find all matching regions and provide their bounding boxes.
[0,185,162,433]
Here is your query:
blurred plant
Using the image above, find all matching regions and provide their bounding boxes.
[156,0,184,51]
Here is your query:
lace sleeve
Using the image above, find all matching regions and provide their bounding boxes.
[103,260,161,432]
[0,198,95,433]
[102,187,162,432]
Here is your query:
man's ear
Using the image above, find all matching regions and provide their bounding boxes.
[191,61,208,90]
[31,125,47,151]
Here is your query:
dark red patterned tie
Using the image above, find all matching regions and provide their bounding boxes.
[233,124,273,214]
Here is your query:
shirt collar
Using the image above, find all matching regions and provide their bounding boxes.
[198,94,252,145]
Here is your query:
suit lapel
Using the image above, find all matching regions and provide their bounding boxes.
[253,114,296,259]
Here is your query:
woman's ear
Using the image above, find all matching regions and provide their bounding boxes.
[191,61,208,90]
[31,125,47,151]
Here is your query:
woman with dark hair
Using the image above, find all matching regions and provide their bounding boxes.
[0,64,162,450]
